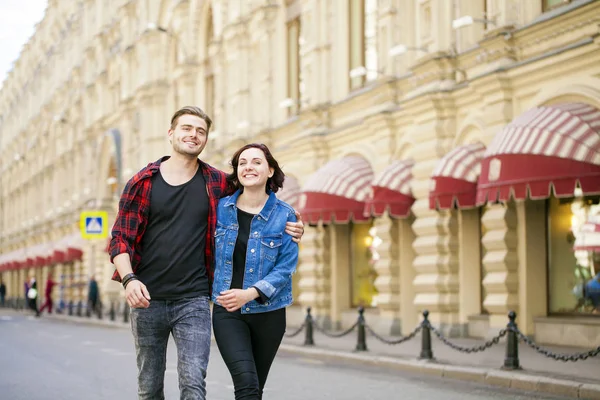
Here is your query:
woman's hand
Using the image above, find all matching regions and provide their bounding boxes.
[285,211,304,243]
[216,288,259,312]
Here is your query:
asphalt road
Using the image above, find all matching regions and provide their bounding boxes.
[0,312,572,400]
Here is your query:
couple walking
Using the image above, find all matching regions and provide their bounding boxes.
[108,106,303,400]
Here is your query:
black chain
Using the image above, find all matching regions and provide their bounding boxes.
[284,322,306,338]
[364,323,422,345]
[511,327,600,361]
[311,320,359,338]
[429,324,507,353]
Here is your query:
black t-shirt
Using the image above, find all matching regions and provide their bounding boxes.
[137,166,210,300]
[231,208,268,302]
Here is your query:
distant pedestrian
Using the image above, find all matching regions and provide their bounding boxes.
[39,273,56,314]
[88,276,99,315]
[27,276,40,317]
[212,143,299,400]
[0,279,6,307]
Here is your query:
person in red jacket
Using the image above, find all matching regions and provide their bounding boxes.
[39,273,56,314]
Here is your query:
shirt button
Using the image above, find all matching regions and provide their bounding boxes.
[249,268,254,272]
[254,231,259,236]
[251,249,255,253]
[245,307,250,311]
[257,216,261,220]
[270,241,274,247]
[265,302,269,306]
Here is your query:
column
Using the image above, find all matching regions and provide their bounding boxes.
[481,203,519,331]
[458,208,482,334]
[329,224,351,330]
[517,200,548,335]
[372,216,401,334]
[399,216,418,334]
[297,223,331,326]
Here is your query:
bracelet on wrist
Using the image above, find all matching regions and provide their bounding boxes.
[122,273,138,289]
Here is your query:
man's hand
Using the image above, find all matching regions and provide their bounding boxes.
[125,280,151,308]
[216,288,259,312]
[285,211,305,243]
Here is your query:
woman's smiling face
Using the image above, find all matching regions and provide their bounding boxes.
[237,147,274,190]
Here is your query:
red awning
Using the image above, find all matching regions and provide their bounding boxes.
[298,156,374,224]
[430,142,486,210]
[52,233,85,263]
[276,175,301,208]
[477,103,600,205]
[364,160,415,218]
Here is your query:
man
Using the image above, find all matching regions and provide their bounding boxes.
[39,273,56,314]
[108,106,304,400]
[0,279,6,307]
[87,276,100,315]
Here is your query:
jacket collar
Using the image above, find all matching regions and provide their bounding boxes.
[225,189,278,221]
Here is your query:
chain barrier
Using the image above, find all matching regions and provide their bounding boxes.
[365,323,422,345]
[312,320,359,338]
[511,327,600,362]
[284,321,306,338]
[429,324,507,353]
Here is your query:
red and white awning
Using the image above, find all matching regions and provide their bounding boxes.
[364,160,415,218]
[430,142,486,210]
[52,233,85,264]
[298,156,374,224]
[477,103,600,205]
[276,175,301,208]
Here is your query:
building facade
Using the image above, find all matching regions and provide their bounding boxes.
[1,0,599,347]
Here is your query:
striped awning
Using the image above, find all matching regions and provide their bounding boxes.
[364,160,415,218]
[276,175,301,208]
[298,156,374,224]
[52,233,85,264]
[430,142,486,210]
[477,103,600,205]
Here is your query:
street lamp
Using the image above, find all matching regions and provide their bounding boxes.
[452,15,497,30]
[388,44,428,57]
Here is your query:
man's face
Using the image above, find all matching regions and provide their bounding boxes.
[168,114,208,157]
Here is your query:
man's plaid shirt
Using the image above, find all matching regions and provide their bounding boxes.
[108,156,228,295]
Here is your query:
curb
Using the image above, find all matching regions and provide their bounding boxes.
[26,312,600,399]
[277,344,600,399]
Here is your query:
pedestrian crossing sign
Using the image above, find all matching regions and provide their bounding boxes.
[80,211,109,239]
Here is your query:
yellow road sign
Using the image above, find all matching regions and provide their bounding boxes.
[80,211,109,239]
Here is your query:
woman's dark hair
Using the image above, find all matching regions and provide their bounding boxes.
[226,143,285,194]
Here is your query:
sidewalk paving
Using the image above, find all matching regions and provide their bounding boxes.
[6,308,600,399]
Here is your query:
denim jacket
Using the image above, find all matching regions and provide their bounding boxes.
[211,189,299,313]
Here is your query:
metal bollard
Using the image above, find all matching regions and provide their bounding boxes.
[86,302,92,318]
[76,301,83,317]
[123,302,130,323]
[355,307,368,352]
[503,311,521,370]
[304,307,315,346]
[97,302,103,319]
[109,301,116,321]
[419,310,434,360]
[68,301,74,316]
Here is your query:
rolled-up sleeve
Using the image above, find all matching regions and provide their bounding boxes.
[108,179,141,265]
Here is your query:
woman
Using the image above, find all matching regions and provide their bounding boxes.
[212,143,299,399]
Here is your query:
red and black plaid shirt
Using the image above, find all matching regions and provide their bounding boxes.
[108,156,229,295]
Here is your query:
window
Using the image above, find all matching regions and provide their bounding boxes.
[286,16,301,116]
[349,0,378,89]
[204,6,216,126]
[543,0,572,12]
[351,222,378,307]
[547,195,600,315]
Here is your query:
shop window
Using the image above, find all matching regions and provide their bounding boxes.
[543,0,572,12]
[350,222,378,307]
[547,195,600,315]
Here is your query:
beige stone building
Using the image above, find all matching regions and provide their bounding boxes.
[1,0,600,347]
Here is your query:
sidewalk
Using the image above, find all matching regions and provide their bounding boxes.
[7,308,600,399]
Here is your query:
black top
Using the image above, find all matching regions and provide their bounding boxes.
[137,166,210,300]
[231,208,268,302]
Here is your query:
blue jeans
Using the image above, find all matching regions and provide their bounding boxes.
[130,296,211,400]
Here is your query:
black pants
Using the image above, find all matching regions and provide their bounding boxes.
[213,305,286,400]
